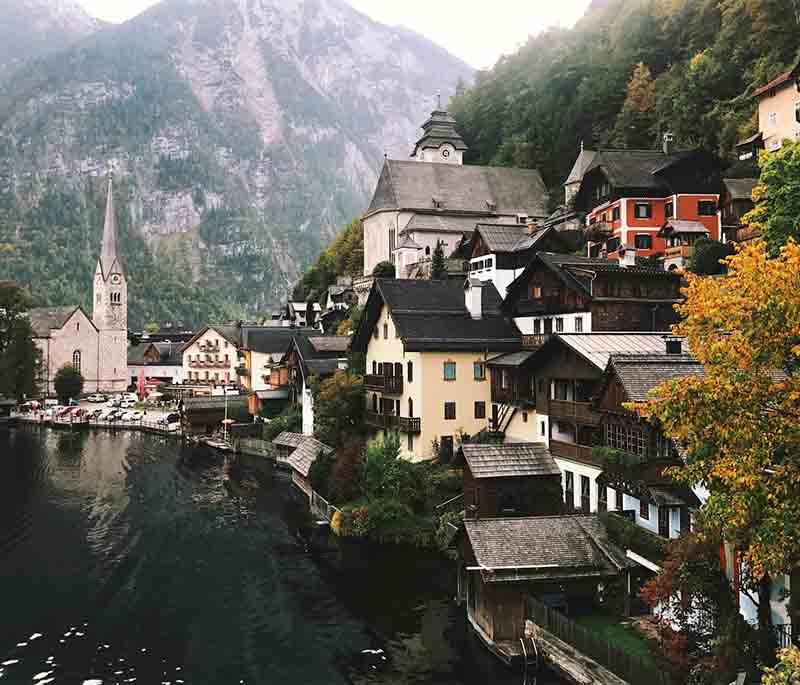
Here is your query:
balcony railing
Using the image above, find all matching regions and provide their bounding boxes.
[365,411,421,433]
[549,399,602,425]
[521,334,551,349]
[549,439,603,466]
[364,374,403,394]
[198,343,220,352]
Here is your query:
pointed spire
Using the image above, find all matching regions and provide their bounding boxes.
[99,168,120,278]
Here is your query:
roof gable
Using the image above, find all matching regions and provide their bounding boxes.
[28,305,97,338]
[366,160,549,218]
[458,443,560,479]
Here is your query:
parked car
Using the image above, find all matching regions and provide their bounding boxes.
[119,399,137,409]
[87,394,106,403]
[126,411,144,422]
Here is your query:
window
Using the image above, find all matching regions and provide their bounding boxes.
[574,316,583,332]
[444,402,456,420]
[768,111,777,127]
[443,361,456,380]
[533,319,541,335]
[634,234,653,250]
[485,258,493,269]
[474,401,486,419]
[72,350,81,374]
[580,475,591,513]
[615,489,623,511]
[373,328,378,339]
[425,246,431,256]
[522,411,528,423]
[408,398,413,417]
[372,394,378,412]
[555,318,564,333]
[639,498,650,520]
[440,436,454,461]
[598,486,607,513]
[501,369,509,389]
[530,285,542,299]
[612,206,620,221]
[408,434,413,452]
[383,323,388,339]
[634,202,652,219]
[407,361,413,383]
[665,200,674,218]
[516,214,528,225]
[697,200,716,216]
[372,361,377,374]
[605,423,647,457]
[564,471,574,510]
[473,362,485,381]
[540,421,546,437]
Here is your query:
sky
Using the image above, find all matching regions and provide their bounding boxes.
[75,0,592,69]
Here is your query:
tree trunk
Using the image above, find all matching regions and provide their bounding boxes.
[758,573,777,666]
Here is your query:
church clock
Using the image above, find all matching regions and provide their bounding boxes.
[110,274,122,285]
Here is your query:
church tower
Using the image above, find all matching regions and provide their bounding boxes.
[411,94,468,164]
[92,173,128,392]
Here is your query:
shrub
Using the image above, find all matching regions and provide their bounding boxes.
[327,438,365,504]
[262,405,301,441]
[687,237,734,276]
[54,364,84,404]
[372,261,396,279]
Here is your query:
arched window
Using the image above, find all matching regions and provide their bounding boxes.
[425,246,431,256]
[407,361,413,383]
[408,397,413,418]
[72,350,82,373]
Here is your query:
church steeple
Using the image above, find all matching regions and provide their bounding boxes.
[99,172,122,278]
[411,94,468,164]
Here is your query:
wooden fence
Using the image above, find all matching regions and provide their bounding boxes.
[526,595,672,685]
[310,489,341,523]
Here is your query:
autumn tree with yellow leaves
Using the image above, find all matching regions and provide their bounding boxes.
[634,241,800,659]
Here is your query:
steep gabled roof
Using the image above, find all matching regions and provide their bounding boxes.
[657,220,710,237]
[287,437,334,478]
[583,149,680,190]
[241,327,303,355]
[459,443,560,479]
[463,515,630,581]
[564,148,597,185]
[606,352,704,402]
[28,305,95,338]
[272,431,306,449]
[753,61,800,98]
[554,333,683,371]
[352,279,520,353]
[366,159,550,219]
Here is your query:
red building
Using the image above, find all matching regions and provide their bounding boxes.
[572,143,723,262]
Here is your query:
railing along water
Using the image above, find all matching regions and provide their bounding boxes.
[526,595,672,685]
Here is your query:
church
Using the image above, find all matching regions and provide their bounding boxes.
[29,175,129,395]
[362,101,551,278]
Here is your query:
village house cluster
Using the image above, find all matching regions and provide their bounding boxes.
[39,59,797,677]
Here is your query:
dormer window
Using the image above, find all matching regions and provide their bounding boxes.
[432,197,443,209]
[516,214,528,225]
[486,200,497,212]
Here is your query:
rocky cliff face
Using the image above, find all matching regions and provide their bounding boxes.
[0,0,471,326]
[0,0,102,75]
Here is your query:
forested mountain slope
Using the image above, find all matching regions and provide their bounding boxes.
[450,0,799,195]
[0,0,471,327]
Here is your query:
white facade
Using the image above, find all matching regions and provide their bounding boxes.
[513,313,592,336]
[301,381,314,435]
[183,328,239,386]
[468,256,523,299]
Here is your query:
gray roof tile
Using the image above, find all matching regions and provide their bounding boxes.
[607,353,704,402]
[464,515,630,578]
[28,305,82,337]
[272,431,306,448]
[557,333,684,371]
[460,443,560,479]
[287,437,334,478]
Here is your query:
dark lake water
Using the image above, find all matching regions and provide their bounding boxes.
[0,427,561,685]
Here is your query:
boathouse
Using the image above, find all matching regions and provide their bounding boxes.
[458,515,632,663]
[271,431,307,464]
[183,395,250,435]
[455,442,563,518]
[286,436,334,497]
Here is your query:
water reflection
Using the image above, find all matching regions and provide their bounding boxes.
[0,427,560,684]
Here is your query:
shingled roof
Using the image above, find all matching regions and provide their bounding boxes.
[459,443,560,479]
[606,352,704,402]
[473,223,563,254]
[352,279,520,353]
[286,437,334,478]
[28,305,85,337]
[598,460,701,508]
[272,431,306,449]
[402,214,516,236]
[463,515,630,582]
[366,160,550,219]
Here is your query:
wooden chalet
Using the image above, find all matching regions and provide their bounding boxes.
[458,515,632,663]
[501,252,682,337]
[454,442,563,519]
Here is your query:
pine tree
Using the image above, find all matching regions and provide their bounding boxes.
[430,241,447,280]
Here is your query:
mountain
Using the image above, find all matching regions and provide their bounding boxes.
[450,0,799,195]
[0,0,472,327]
[0,0,102,76]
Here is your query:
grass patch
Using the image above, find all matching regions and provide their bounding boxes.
[573,613,658,666]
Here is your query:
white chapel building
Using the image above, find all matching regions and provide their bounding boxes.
[30,175,129,395]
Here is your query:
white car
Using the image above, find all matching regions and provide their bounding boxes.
[126,411,144,422]
[86,394,106,403]
[119,399,137,409]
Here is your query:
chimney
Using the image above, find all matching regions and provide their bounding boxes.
[465,278,484,320]
[618,245,637,268]
[664,335,683,355]
[662,131,674,156]
[526,220,539,235]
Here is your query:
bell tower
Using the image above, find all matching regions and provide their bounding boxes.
[92,171,128,392]
[411,92,468,164]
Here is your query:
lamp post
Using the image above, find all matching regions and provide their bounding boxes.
[223,384,228,443]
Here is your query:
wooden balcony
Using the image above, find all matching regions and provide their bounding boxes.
[198,342,220,352]
[364,374,403,394]
[549,399,602,425]
[664,245,692,259]
[549,439,603,466]
[521,334,551,349]
[365,411,420,433]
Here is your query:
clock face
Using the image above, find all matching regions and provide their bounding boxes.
[441,148,450,158]
[110,274,122,285]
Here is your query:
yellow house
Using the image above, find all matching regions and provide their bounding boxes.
[351,279,521,461]
[738,60,800,159]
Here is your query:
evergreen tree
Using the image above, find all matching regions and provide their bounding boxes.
[430,241,447,280]
[612,62,657,148]
[0,280,39,400]
[54,365,83,405]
